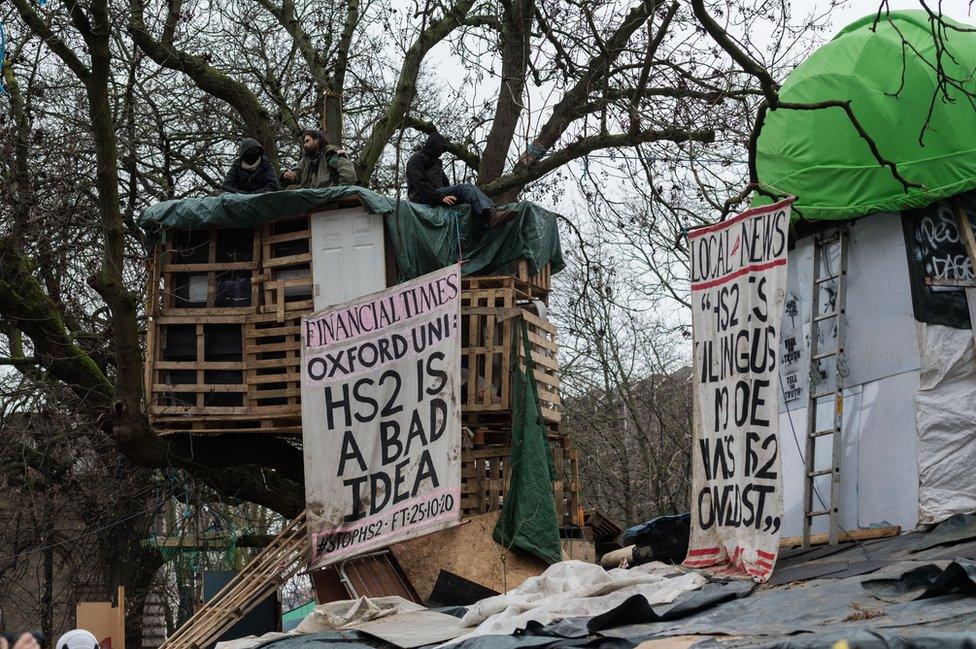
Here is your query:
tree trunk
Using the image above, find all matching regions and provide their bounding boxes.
[477,0,533,185]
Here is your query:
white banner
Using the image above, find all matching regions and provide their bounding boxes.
[301,264,462,569]
[683,199,791,582]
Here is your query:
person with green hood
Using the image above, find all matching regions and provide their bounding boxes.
[221,138,281,194]
[282,129,357,188]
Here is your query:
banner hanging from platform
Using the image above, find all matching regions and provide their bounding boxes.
[683,199,791,582]
[301,264,462,569]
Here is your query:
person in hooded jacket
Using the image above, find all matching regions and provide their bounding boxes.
[406,132,515,228]
[221,138,281,194]
[282,129,357,188]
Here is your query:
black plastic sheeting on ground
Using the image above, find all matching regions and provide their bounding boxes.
[768,522,976,588]
[863,560,976,602]
[698,629,976,648]
[912,514,976,553]
[448,623,635,649]
[250,631,389,649]
[602,562,976,642]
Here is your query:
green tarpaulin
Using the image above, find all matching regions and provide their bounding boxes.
[492,323,563,566]
[137,186,564,282]
[754,11,976,221]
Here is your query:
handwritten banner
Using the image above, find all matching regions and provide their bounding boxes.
[683,199,791,582]
[301,265,462,569]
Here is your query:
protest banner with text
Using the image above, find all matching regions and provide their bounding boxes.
[683,199,791,582]
[301,265,462,569]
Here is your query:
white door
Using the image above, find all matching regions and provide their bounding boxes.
[310,206,387,310]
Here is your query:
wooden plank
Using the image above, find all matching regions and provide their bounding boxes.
[248,372,301,384]
[149,405,251,416]
[160,512,308,649]
[155,314,251,325]
[263,253,312,268]
[245,325,301,338]
[162,261,258,272]
[195,324,205,408]
[262,229,311,245]
[779,525,901,548]
[250,340,301,353]
[161,307,256,317]
[250,387,301,400]
[153,384,247,393]
[154,361,245,371]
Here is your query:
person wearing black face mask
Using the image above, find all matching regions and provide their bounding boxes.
[406,132,516,229]
[221,138,281,194]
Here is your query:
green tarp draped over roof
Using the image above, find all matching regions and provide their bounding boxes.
[754,11,976,221]
[492,323,563,566]
[137,186,564,281]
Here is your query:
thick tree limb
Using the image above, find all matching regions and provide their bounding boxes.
[0,238,115,414]
[356,0,477,181]
[689,0,779,103]
[484,127,714,196]
[9,0,90,81]
[477,0,533,184]
[129,0,280,162]
[516,1,662,169]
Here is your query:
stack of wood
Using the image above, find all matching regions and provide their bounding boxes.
[458,264,581,527]
[145,210,580,525]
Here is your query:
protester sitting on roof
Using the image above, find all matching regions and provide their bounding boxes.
[221,138,281,194]
[406,132,515,229]
[281,129,357,188]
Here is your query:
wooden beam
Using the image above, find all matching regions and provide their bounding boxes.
[148,534,276,549]
[779,525,900,548]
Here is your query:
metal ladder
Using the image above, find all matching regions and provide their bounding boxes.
[802,227,849,547]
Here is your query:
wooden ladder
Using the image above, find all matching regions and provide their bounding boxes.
[160,511,309,649]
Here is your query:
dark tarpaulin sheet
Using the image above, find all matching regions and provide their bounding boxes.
[711,629,976,649]
[603,565,976,641]
[491,323,563,565]
[136,186,565,282]
[911,513,976,553]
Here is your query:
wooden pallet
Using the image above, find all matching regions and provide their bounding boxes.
[460,443,581,526]
[159,511,308,649]
[145,219,314,435]
[462,260,551,303]
[154,226,262,316]
[258,216,314,321]
[460,286,561,425]
[146,216,560,436]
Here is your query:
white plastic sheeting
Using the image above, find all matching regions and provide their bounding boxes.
[454,560,706,640]
[778,214,921,412]
[777,214,923,536]
[915,322,976,524]
[294,596,424,632]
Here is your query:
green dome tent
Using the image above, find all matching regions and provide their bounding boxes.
[754,10,976,220]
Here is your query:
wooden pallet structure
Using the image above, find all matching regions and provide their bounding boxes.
[460,440,582,527]
[145,209,580,525]
[159,512,308,649]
